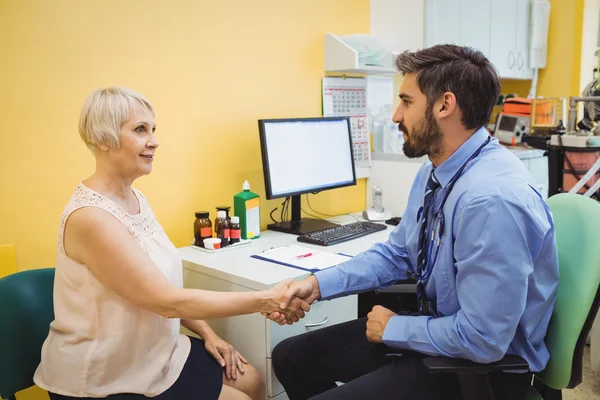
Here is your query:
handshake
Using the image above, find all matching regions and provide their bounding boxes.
[260,275,321,325]
[258,275,398,343]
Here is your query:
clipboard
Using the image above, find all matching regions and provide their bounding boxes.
[251,245,353,273]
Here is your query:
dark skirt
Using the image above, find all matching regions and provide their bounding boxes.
[49,336,223,400]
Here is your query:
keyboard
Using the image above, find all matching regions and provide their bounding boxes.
[297,221,387,246]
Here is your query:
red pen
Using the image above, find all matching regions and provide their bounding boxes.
[296,253,313,259]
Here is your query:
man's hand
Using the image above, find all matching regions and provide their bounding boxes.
[280,275,322,308]
[366,305,396,343]
[265,276,322,325]
[260,278,311,324]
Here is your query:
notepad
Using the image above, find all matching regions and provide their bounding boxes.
[251,245,352,272]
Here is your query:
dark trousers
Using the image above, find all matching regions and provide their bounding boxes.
[272,318,532,400]
[48,336,222,399]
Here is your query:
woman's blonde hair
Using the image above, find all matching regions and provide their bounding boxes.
[78,87,155,150]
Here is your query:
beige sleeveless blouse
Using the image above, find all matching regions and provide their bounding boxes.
[34,183,191,397]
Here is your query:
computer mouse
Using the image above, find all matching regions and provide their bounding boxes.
[385,217,401,226]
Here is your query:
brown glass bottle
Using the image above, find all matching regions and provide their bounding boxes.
[215,210,230,247]
[216,206,231,220]
[193,211,212,247]
[230,215,241,244]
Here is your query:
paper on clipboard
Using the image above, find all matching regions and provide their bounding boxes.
[251,245,352,272]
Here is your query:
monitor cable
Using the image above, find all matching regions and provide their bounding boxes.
[305,194,365,227]
[270,197,290,224]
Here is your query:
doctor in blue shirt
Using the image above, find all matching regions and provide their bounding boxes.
[270,44,559,400]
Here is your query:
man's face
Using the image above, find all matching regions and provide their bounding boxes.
[392,73,443,159]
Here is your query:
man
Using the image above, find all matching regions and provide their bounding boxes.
[270,45,559,400]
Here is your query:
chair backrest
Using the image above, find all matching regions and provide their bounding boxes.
[537,194,600,390]
[0,268,55,399]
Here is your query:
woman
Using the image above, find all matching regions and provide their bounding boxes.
[34,87,307,400]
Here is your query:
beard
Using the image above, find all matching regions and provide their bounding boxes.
[400,107,443,159]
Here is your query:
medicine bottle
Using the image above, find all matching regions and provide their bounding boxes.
[216,206,231,220]
[230,216,241,244]
[194,212,212,247]
[215,210,231,248]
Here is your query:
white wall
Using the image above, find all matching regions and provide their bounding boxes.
[370,0,425,54]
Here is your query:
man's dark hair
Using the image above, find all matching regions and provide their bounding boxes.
[395,44,500,130]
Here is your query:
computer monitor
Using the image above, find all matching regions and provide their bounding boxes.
[258,117,357,235]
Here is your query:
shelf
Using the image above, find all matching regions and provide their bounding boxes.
[324,34,397,75]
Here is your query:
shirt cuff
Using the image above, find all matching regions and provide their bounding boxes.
[382,315,410,348]
[314,267,344,300]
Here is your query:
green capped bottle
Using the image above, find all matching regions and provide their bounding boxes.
[233,180,260,239]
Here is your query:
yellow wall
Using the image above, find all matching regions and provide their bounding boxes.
[0,1,368,398]
[0,0,368,274]
[0,244,17,278]
[538,0,585,97]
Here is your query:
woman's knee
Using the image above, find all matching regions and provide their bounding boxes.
[241,364,263,399]
[223,363,263,400]
[218,385,252,400]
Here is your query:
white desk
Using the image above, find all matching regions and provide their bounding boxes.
[179,216,392,400]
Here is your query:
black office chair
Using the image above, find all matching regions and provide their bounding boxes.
[378,193,600,399]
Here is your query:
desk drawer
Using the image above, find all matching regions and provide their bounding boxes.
[267,357,283,398]
[266,295,356,358]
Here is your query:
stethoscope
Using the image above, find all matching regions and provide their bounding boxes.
[410,136,492,283]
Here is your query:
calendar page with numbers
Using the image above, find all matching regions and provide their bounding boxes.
[322,77,370,167]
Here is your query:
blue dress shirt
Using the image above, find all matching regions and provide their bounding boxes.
[315,127,559,372]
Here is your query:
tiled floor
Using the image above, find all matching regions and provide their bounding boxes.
[564,346,600,400]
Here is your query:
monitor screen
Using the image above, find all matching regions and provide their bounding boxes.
[498,114,518,132]
[258,117,356,199]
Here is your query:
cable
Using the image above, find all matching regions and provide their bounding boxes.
[280,197,290,222]
[301,207,330,222]
[283,198,290,222]
[271,198,290,224]
[269,207,278,223]
[305,194,336,217]
[305,194,364,225]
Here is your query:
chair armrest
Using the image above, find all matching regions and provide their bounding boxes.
[423,354,530,375]
[375,284,417,295]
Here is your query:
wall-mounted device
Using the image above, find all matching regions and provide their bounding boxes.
[494,113,530,145]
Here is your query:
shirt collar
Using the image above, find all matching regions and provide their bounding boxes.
[433,127,490,189]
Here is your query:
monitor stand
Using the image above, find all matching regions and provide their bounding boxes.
[267,195,339,235]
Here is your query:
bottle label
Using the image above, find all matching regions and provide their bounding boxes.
[200,227,212,237]
[223,229,230,239]
[245,198,260,238]
[230,229,241,239]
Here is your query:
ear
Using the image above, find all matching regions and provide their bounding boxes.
[434,92,457,120]
[96,143,110,152]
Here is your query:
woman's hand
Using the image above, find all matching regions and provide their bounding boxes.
[260,279,311,324]
[204,334,248,380]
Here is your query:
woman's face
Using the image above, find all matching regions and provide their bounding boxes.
[104,105,159,179]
